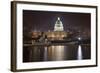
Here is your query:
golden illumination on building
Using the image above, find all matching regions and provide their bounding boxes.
[54,17,64,31]
[45,17,67,40]
[31,17,69,41]
[45,31,67,40]
[31,31,41,38]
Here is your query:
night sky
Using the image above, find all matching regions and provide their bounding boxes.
[23,10,91,33]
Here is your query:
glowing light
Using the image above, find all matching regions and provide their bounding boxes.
[53,46,65,60]
[77,45,83,60]
[44,47,48,61]
[54,17,64,31]
[58,17,60,20]
[78,37,81,40]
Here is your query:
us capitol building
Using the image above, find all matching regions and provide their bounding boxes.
[31,17,69,43]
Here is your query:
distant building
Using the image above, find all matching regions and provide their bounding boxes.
[31,17,69,42]
[46,17,67,40]
[54,17,64,31]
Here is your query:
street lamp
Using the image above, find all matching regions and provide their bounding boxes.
[77,37,82,45]
[78,37,81,41]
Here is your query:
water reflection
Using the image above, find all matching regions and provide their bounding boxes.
[48,46,65,61]
[77,45,82,60]
[23,44,91,62]
[44,47,48,61]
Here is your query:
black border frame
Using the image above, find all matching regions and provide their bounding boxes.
[11,1,98,72]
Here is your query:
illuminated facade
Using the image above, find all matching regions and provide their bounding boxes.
[54,17,64,31]
[46,17,67,40]
[31,17,68,42]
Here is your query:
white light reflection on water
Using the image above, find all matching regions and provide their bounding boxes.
[50,46,65,61]
[77,45,83,60]
[44,47,48,61]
